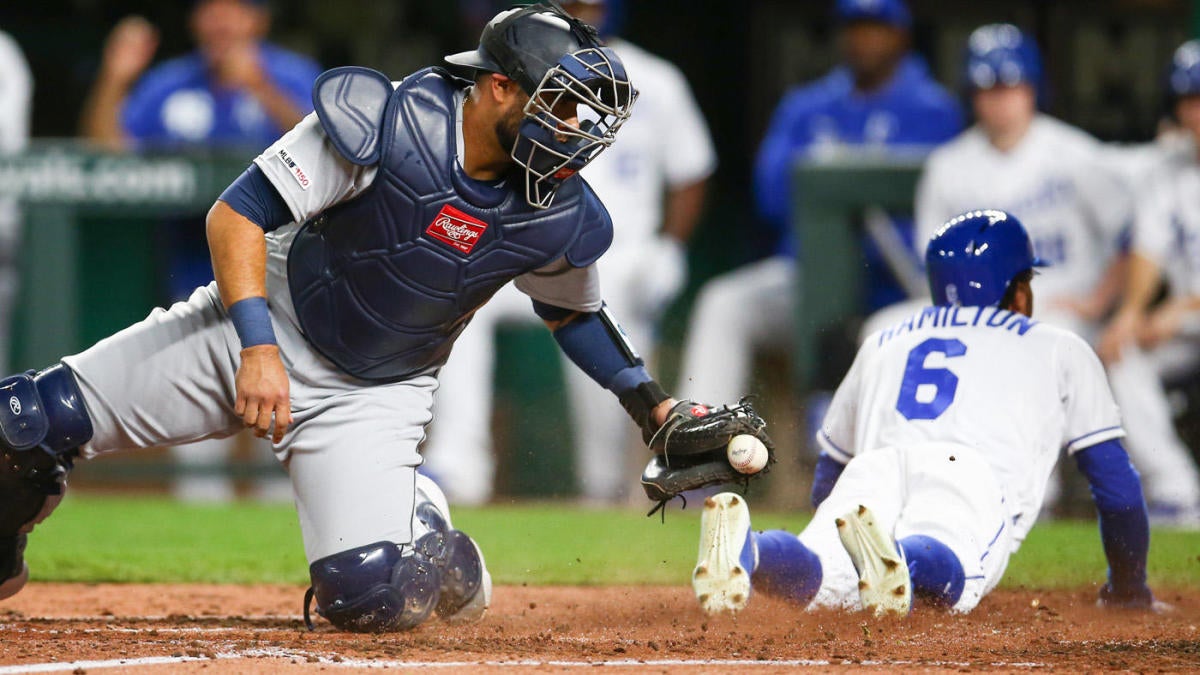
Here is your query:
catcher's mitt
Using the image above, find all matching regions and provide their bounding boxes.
[640,398,775,514]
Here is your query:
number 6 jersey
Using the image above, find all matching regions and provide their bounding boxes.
[817,304,1124,543]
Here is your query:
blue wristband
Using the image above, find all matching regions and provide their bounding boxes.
[228,297,278,349]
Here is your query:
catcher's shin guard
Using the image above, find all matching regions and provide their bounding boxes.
[414,500,491,623]
[837,505,912,617]
[693,492,756,616]
[0,365,93,599]
[304,541,441,633]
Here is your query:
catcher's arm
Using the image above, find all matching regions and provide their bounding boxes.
[532,299,775,508]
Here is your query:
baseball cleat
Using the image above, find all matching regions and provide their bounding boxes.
[837,505,911,617]
[693,492,755,616]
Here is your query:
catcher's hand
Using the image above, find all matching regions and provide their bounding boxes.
[639,398,775,509]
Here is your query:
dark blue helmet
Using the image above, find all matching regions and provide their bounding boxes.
[964,23,1042,91]
[926,210,1046,307]
[445,3,637,209]
[1168,39,1200,99]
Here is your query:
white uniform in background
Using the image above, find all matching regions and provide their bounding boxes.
[0,31,31,373]
[1105,137,1200,518]
[811,306,1123,611]
[422,38,717,504]
[861,115,1199,514]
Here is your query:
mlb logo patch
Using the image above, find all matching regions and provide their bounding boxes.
[425,204,489,255]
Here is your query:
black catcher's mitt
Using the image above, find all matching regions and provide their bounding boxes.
[640,398,775,513]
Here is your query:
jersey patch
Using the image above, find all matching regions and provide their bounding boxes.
[424,204,488,255]
[276,147,311,190]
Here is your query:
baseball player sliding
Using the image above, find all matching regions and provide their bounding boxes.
[694,211,1155,617]
[0,3,772,633]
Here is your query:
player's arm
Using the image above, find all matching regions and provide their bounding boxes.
[810,338,872,507]
[533,300,676,431]
[1097,251,1162,363]
[208,167,294,443]
[1072,438,1153,608]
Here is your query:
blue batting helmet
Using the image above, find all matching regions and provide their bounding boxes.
[964,24,1042,91]
[834,0,911,28]
[926,210,1046,307]
[1168,39,1200,99]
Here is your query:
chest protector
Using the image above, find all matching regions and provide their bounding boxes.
[287,67,612,381]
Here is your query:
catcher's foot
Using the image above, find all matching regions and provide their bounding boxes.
[0,534,29,600]
[837,505,911,617]
[693,492,755,616]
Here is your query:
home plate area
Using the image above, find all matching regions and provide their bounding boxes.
[0,584,1196,673]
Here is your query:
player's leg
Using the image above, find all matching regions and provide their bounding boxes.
[892,443,1012,613]
[289,374,490,632]
[678,256,795,404]
[1,283,246,598]
[796,448,907,613]
[692,492,822,616]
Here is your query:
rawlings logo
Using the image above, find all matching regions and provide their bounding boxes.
[425,204,489,254]
[9,396,20,415]
[690,405,709,417]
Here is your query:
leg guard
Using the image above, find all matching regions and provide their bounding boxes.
[414,501,488,621]
[0,365,92,599]
[304,541,441,633]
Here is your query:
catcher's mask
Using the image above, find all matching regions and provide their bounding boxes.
[445,2,637,209]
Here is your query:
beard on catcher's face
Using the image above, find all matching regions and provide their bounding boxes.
[494,101,525,156]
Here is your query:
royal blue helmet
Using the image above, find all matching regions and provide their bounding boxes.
[926,210,1046,307]
[964,24,1042,91]
[834,0,911,28]
[1168,39,1200,99]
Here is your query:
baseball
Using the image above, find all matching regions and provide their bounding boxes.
[727,434,768,474]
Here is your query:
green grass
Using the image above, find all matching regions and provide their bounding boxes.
[24,495,1200,590]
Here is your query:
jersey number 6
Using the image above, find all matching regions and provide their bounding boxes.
[895,337,968,420]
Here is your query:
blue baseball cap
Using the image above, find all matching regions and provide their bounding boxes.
[834,0,911,29]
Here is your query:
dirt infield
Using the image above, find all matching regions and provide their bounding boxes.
[0,584,1196,673]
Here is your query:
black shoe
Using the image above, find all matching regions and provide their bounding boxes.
[0,534,28,600]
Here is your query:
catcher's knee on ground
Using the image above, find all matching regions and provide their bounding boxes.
[0,365,93,599]
[304,524,488,632]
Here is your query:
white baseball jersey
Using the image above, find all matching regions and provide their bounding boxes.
[818,305,1125,543]
[0,30,31,244]
[1128,136,1200,297]
[582,38,716,269]
[916,115,1132,304]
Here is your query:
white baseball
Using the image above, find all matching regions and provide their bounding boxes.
[726,434,768,474]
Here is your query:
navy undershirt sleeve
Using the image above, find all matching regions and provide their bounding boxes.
[1073,438,1150,598]
[218,164,294,232]
[811,452,845,509]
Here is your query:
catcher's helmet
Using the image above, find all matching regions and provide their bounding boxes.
[964,23,1042,91]
[1168,39,1200,99]
[926,209,1046,308]
[445,2,637,209]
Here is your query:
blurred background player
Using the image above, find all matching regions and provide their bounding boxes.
[1096,39,1200,527]
[677,0,962,410]
[692,211,1155,617]
[422,0,716,505]
[867,24,1200,520]
[79,0,321,502]
[0,29,31,374]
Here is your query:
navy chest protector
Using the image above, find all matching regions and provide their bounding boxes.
[287,67,612,381]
